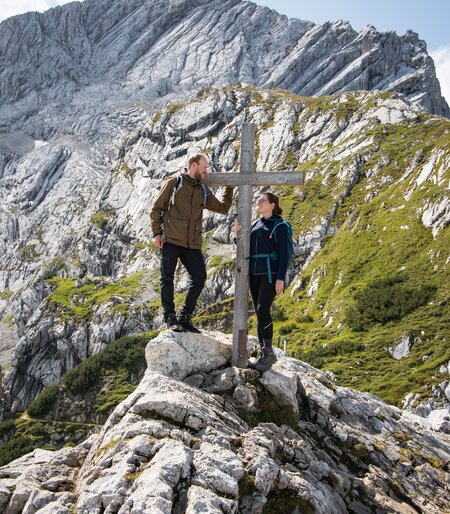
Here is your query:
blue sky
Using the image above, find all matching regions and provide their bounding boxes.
[1,0,449,101]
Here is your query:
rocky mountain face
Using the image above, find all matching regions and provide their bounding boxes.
[1,0,448,139]
[1,331,449,513]
[1,84,448,420]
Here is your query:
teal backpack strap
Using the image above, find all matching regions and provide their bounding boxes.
[269,220,287,239]
[246,251,279,284]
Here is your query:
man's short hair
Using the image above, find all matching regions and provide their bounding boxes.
[187,153,208,169]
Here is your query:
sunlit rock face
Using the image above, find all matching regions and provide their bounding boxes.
[2,83,449,414]
[1,331,449,513]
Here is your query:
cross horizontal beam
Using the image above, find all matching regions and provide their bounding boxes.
[203,171,305,187]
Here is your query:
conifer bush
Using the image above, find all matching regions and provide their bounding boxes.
[27,384,60,417]
[345,276,436,331]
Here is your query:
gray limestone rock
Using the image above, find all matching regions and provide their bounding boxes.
[388,333,420,360]
[1,332,449,512]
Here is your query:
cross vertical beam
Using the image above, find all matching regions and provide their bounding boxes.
[232,123,255,367]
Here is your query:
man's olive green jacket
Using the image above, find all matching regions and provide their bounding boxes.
[150,172,233,249]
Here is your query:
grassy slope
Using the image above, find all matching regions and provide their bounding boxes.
[0,331,158,465]
[262,102,450,406]
[2,88,448,470]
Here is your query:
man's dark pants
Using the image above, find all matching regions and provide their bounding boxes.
[160,242,207,319]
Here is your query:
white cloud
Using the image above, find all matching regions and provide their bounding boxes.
[0,1,75,22]
[431,44,450,106]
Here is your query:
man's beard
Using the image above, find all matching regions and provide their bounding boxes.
[194,170,205,181]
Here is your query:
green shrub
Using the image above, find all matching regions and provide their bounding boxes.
[27,384,60,418]
[271,305,288,322]
[296,313,314,323]
[278,321,299,335]
[295,340,365,369]
[345,276,436,331]
[90,209,116,230]
[0,419,16,440]
[63,358,102,396]
[0,437,36,467]
[62,331,157,395]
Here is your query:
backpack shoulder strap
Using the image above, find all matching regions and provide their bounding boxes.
[200,183,209,206]
[168,173,183,209]
[269,220,288,239]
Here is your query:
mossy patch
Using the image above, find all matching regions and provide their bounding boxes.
[90,208,117,230]
[194,297,235,333]
[96,383,137,414]
[0,417,98,467]
[0,314,14,325]
[0,290,13,300]
[45,272,145,322]
[239,472,256,499]
[114,159,136,179]
[262,493,315,514]
[19,244,39,263]
[238,386,298,430]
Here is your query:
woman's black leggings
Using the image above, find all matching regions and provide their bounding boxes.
[249,274,277,348]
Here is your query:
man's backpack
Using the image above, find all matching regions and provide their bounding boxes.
[168,173,209,209]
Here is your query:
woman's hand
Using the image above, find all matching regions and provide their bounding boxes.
[275,279,285,295]
[233,222,242,237]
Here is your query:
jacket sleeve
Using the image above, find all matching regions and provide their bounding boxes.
[149,176,177,235]
[274,223,290,281]
[204,186,233,214]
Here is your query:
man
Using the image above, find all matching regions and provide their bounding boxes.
[150,153,233,332]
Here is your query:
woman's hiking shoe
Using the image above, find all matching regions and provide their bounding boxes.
[255,347,277,372]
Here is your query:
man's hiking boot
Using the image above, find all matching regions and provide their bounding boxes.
[165,313,183,332]
[179,313,201,333]
[255,347,277,372]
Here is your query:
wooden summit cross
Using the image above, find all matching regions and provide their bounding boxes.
[203,123,305,367]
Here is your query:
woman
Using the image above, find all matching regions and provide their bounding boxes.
[235,192,290,372]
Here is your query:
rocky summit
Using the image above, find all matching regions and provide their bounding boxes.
[0,331,449,513]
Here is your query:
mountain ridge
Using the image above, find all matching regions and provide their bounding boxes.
[0,0,448,145]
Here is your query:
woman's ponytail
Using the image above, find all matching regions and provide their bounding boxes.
[265,192,283,216]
